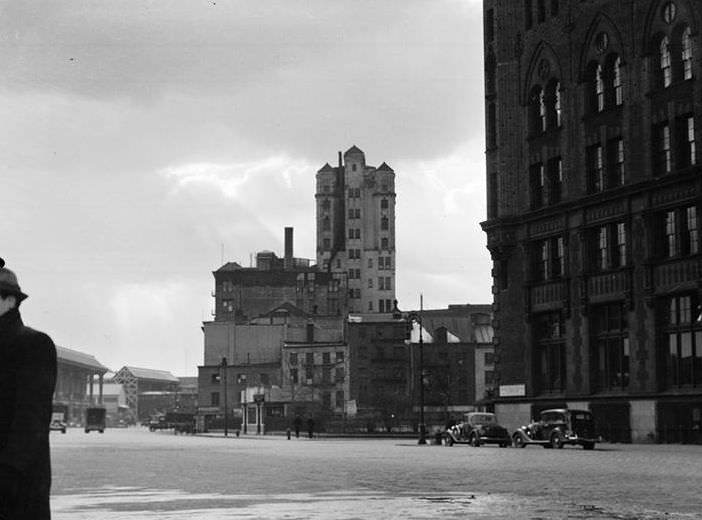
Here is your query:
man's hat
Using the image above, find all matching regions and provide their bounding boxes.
[0,258,28,301]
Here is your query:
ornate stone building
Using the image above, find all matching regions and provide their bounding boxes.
[482,0,701,442]
[316,146,397,315]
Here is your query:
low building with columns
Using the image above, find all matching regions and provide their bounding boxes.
[54,346,110,426]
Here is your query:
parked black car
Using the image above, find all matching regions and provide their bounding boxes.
[445,412,511,447]
[512,409,598,450]
[148,414,169,431]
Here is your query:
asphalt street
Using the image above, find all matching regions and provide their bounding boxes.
[50,428,702,519]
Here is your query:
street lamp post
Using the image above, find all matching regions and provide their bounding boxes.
[398,297,426,446]
[238,374,247,435]
[220,357,228,437]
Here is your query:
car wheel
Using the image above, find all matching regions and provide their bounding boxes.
[513,434,526,448]
[583,442,595,450]
[550,432,564,449]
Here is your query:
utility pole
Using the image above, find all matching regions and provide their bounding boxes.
[418,294,426,445]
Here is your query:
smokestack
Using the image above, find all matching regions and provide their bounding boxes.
[338,151,342,170]
[284,227,293,270]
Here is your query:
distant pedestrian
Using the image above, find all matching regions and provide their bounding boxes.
[307,417,314,439]
[0,258,57,520]
[293,416,302,438]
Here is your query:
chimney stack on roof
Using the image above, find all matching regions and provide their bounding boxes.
[284,227,293,270]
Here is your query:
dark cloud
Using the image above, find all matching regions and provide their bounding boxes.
[0,0,482,161]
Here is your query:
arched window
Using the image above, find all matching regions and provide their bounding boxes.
[612,56,623,106]
[487,102,497,147]
[546,79,561,129]
[682,27,694,80]
[595,64,605,112]
[539,89,547,131]
[586,61,604,114]
[660,36,672,88]
[486,49,496,95]
[529,86,544,134]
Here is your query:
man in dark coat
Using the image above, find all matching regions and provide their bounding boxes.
[293,416,301,438]
[0,258,57,520]
[307,417,314,439]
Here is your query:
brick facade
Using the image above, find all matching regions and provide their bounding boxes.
[482,0,702,442]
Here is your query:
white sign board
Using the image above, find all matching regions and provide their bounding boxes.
[499,384,526,397]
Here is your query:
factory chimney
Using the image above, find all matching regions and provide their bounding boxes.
[284,227,293,270]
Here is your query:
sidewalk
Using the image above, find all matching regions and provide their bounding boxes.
[196,429,442,442]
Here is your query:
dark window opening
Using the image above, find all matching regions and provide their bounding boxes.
[534,312,565,394]
[485,9,495,42]
[591,302,629,391]
[525,0,533,29]
[537,0,546,23]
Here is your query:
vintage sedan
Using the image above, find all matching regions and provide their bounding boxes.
[49,412,67,434]
[512,408,598,450]
[445,412,511,447]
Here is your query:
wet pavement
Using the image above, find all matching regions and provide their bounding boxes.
[50,428,702,519]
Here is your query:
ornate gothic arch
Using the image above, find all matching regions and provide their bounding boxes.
[578,11,627,82]
[642,0,698,54]
[523,40,563,105]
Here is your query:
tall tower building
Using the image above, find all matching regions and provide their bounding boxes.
[482,0,701,443]
[316,146,397,314]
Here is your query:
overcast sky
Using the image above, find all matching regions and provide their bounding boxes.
[0,0,488,376]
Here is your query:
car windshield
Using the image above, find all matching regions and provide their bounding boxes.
[468,414,496,426]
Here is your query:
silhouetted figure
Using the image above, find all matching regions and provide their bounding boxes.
[0,258,57,520]
[307,417,315,439]
[293,416,302,438]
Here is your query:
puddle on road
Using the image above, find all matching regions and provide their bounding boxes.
[51,487,694,520]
